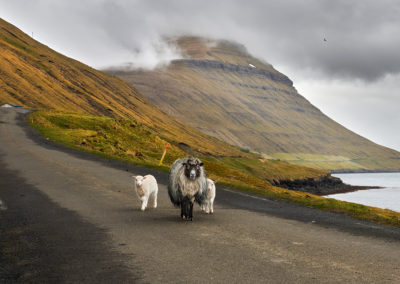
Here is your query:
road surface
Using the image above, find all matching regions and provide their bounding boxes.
[1,108,399,283]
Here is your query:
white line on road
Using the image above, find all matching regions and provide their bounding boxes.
[220,187,276,204]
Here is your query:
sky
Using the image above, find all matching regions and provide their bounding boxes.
[1,0,399,151]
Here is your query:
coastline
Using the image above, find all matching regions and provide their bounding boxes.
[274,174,385,196]
[319,185,383,196]
[326,172,400,213]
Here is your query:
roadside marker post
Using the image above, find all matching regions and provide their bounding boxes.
[159,143,170,166]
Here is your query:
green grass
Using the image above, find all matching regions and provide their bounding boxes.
[29,110,400,227]
[268,153,368,171]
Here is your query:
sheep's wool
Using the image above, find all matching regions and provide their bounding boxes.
[168,157,208,207]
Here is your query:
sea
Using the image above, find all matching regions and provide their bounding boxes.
[327,172,400,212]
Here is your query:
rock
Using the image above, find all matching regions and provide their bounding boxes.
[273,175,347,195]
[176,59,293,87]
[97,130,107,139]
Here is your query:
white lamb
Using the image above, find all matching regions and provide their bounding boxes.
[201,178,216,214]
[132,175,158,211]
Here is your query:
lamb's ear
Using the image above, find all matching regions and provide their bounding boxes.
[132,175,136,179]
[199,162,204,166]
[142,176,147,180]
[213,180,217,184]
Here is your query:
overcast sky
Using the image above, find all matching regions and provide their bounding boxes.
[1,0,399,151]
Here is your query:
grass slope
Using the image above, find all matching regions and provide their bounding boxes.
[30,110,400,227]
[0,17,329,182]
[0,18,246,158]
[108,36,400,171]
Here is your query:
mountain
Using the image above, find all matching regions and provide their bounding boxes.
[1,17,332,191]
[0,18,246,157]
[106,36,400,171]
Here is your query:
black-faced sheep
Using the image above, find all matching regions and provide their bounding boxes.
[132,175,158,211]
[168,157,208,220]
[201,178,216,214]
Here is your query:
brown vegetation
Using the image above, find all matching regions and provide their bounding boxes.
[107,36,400,171]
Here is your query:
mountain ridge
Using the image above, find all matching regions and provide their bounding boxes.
[107,36,400,171]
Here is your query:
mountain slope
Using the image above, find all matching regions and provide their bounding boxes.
[0,17,331,189]
[0,18,244,157]
[107,36,400,171]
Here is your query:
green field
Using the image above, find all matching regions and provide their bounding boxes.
[266,153,364,171]
[265,153,400,171]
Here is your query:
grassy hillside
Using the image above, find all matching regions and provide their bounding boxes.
[30,110,400,227]
[1,18,399,227]
[30,110,326,184]
[0,18,245,157]
[108,36,400,171]
[0,18,327,173]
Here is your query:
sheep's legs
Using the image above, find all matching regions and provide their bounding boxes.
[204,201,210,214]
[180,198,193,221]
[188,202,193,220]
[181,200,189,219]
[180,205,185,219]
[151,191,158,208]
[140,197,148,211]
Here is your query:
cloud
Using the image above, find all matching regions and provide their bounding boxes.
[296,73,400,150]
[2,0,400,80]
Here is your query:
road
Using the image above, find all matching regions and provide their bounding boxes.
[1,107,399,283]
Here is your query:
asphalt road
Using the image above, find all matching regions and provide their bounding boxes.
[1,107,399,283]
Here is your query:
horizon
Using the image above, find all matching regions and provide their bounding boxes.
[0,0,399,152]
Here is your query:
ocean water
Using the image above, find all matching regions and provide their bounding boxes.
[327,172,400,212]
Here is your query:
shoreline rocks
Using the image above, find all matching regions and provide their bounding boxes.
[272,175,382,196]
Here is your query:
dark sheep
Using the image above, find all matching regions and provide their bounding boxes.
[168,157,208,220]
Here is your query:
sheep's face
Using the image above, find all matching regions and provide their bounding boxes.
[183,159,203,180]
[133,175,144,186]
